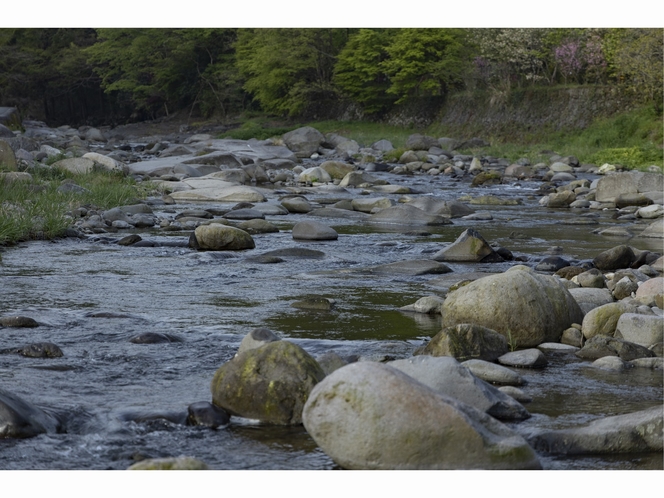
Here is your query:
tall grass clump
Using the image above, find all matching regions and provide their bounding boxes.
[1,165,146,245]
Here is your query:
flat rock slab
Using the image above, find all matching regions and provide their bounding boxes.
[461,359,525,386]
[369,259,452,276]
[498,349,548,369]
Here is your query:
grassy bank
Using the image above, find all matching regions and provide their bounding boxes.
[223,105,663,171]
[0,166,146,246]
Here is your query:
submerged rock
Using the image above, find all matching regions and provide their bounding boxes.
[0,389,61,438]
[529,406,663,455]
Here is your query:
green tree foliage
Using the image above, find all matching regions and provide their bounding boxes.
[603,28,663,113]
[381,28,469,103]
[84,28,242,119]
[333,29,396,113]
[235,28,350,117]
[0,29,99,121]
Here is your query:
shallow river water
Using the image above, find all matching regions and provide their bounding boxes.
[1,169,662,470]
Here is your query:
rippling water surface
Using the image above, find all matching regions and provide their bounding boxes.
[1,171,662,470]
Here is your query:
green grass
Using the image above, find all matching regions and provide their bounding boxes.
[0,166,147,245]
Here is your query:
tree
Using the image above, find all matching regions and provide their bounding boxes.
[604,28,663,113]
[381,29,469,104]
[84,28,242,119]
[235,28,349,117]
[333,29,396,113]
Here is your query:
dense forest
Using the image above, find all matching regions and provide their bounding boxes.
[0,28,661,126]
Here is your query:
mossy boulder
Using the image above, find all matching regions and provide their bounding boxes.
[442,266,584,348]
[211,340,325,425]
[581,302,637,340]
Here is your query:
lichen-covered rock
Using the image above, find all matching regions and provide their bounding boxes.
[416,323,508,362]
[302,362,541,470]
[211,340,324,425]
[442,266,584,348]
[614,313,664,348]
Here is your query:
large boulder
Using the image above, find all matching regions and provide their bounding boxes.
[282,126,325,158]
[0,389,61,438]
[529,406,663,455]
[575,335,656,361]
[593,245,636,270]
[432,228,503,263]
[191,224,255,251]
[211,340,324,425]
[388,356,530,420]
[416,323,508,361]
[292,221,338,241]
[442,266,584,348]
[302,362,541,470]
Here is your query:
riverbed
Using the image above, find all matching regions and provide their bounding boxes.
[1,169,662,470]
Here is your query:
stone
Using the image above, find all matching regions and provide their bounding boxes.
[320,160,355,180]
[535,256,570,272]
[368,204,451,226]
[298,166,331,184]
[1,172,32,184]
[53,157,95,174]
[0,388,61,438]
[170,185,266,203]
[615,193,652,209]
[416,324,508,362]
[614,313,664,348]
[593,245,636,271]
[192,224,255,251]
[629,358,663,369]
[544,191,576,208]
[637,204,664,219]
[281,197,313,213]
[129,332,182,344]
[561,327,584,348]
[529,406,663,455]
[211,340,325,425]
[302,362,541,470]
[575,335,656,361]
[581,302,637,340]
[18,343,63,358]
[222,208,265,221]
[638,219,664,238]
[291,296,335,311]
[236,328,280,356]
[236,219,279,235]
[498,386,532,403]
[411,295,445,314]
[0,316,39,328]
[568,287,614,313]
[461,359,525,386]
[497,349,548,369]
[442,266,584,348]
[388,356,530,421]
[316,352,348,376]
[292,221,338,241]
[186,402,230,428]
[351,197,394,213]
[591,356,628,370]
[81,152,123,171]
[576,268,606,288]
[612,277,639,300]
[282,126,325,158]
[432,228,503,263]
[128,457,209,470]
[370,260,452,276]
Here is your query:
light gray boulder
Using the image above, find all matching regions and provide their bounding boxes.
[53,157,95,174]
[82,152,123,171]
[339,171,381,187]
[316,352,348,376]
[497,349,548,369]
[351,197,394,213]
[281,197,313,213]
[442,266,584,348]
[529,406,663,455]
[461,359,525,386]
[388,356,530,420]
[298,167,332,184]
[302,362,541,469]
[211,340,324,425]
[638,219,664,238]
[282,126,324,158]
[614,313,664,348]
[369,259,452,276]
[568,287,614,313]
